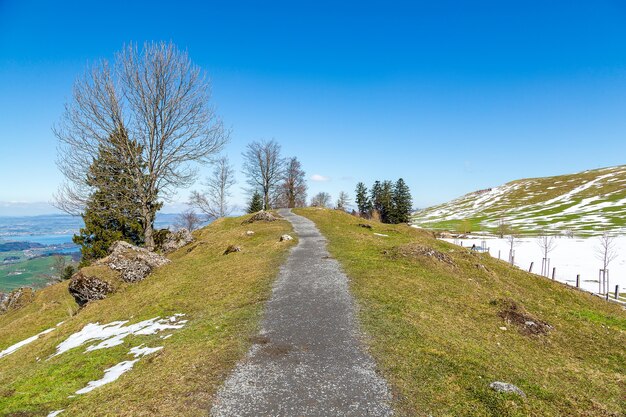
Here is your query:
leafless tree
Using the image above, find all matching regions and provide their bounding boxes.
[536,232,557,276]
[54,41,228,249]
[496,218,511,238]
[189,156,236,219]
[596,231,618,293]
[506,232,519,265]
[336,191,351,211]
[241,140,285,210]
[276,157,307,208]
[311,192,332,208]
[175,209,203,231]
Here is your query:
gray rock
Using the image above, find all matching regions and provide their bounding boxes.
[0,287,35,314]
[97,241,170,283]
[161,228,194,254]
[68,272,114,306]
[489,381,526,398]
[242,211,278,224]
[246,230,255,236]
[280,234,293,242]
[224,245,242,255]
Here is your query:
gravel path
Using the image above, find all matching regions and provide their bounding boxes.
[210,209,393,416]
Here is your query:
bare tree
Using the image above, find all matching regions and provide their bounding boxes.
[336,191,351,211]
[189,156,236,219]
[311,192,331,208]
[536,232,557,276]
[54,41,228,249]
[596,231,618,294]
[506,232,519,265]
[241,140,285,210]
[277,157,307,208]
[175,209,203,231]
[496,218,511,238]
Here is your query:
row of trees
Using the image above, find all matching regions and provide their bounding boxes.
[355,179,413,224]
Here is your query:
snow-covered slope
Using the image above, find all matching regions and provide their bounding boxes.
[412,165,626,235]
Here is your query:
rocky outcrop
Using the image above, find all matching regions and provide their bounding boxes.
[0,287,35,314]
[242,211,278,224]
[224,245,241,255]
[160,228,194,254]
[68,271,114,306]
[97,241,170,283]
[489,381,526,398]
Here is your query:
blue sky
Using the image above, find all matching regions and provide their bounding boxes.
[1,0,626,215]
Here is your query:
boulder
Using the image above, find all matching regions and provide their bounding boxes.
[97,241,170,283]
[357,223,373,229]
[68,271,114,306]
[246,230,255,236]
[160,228,194,254]
[0,287,35,314]
[224,245,241,255]
[242,211,278,224]
[489,381,526,398]
[280,234,293,242]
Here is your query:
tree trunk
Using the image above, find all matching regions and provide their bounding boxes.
[142,206,155,250]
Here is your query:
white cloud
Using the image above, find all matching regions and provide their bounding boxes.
[311,174,330,182]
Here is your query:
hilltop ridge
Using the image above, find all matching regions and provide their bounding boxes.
[412,165,626,235]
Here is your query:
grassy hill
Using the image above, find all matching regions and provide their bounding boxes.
[296,208,625,417]
[1,209,624,416]
[411,165,626,235]
[0,215,294,416]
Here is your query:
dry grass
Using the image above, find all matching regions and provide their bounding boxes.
[0,214,294,416]
[296,208,626,417]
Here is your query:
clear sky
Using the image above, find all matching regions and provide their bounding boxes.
[1,0,626,215]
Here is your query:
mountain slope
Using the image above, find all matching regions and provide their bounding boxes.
[297,208,625,417]
[412,165,626,235]
[0,215,294,416]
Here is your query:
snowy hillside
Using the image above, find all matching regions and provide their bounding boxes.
[412,165,626,235]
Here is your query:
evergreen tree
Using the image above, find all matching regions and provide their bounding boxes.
[355,182,372,217]
[73,130,158,264]
[392,178,413,223]
[247,191,264,213]
[370,180,383,215]
[379,180,395,223]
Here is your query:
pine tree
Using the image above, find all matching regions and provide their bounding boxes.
[370,181,383,215]
[247,191,264,213]
[355,182,372,217]
[392,178,413,224]
[73,130,158,264]
[379,180,395,223]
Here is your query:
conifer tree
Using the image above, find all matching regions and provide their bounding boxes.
[247,191,264,213]
[379,180,395,223]
[73,130,159,263]
[370,181,383,215]
[355,182,372,217]
[392,178,413,223]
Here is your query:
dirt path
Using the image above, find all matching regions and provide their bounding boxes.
[210,209,392,416]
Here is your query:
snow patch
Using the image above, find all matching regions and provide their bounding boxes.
[47,410,64,417]
[0,328,55,359]
[53,315,186,357]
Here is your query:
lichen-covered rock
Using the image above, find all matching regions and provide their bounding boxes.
[0,287,35,314]
[97,241,170,283]
[224,245,241,255]
[161,228,194,254]
[280,234,293,242]
[489,381,526,398]
[242,211,278,224]
[68,272,114,306]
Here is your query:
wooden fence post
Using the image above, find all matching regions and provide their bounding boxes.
[576,274,580,288]
[615,285,620,300]
[552,267,556,280]
[528,262,534,273]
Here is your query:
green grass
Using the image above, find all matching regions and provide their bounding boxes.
[0,254,73,292]
[412,165,626,235]
[296,208,626,417]
[0,214,294,416]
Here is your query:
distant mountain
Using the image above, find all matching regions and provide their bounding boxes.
[0,241,44,252]
[412,165,626,235]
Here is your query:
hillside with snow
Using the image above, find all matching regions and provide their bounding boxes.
[412,165,626,235]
